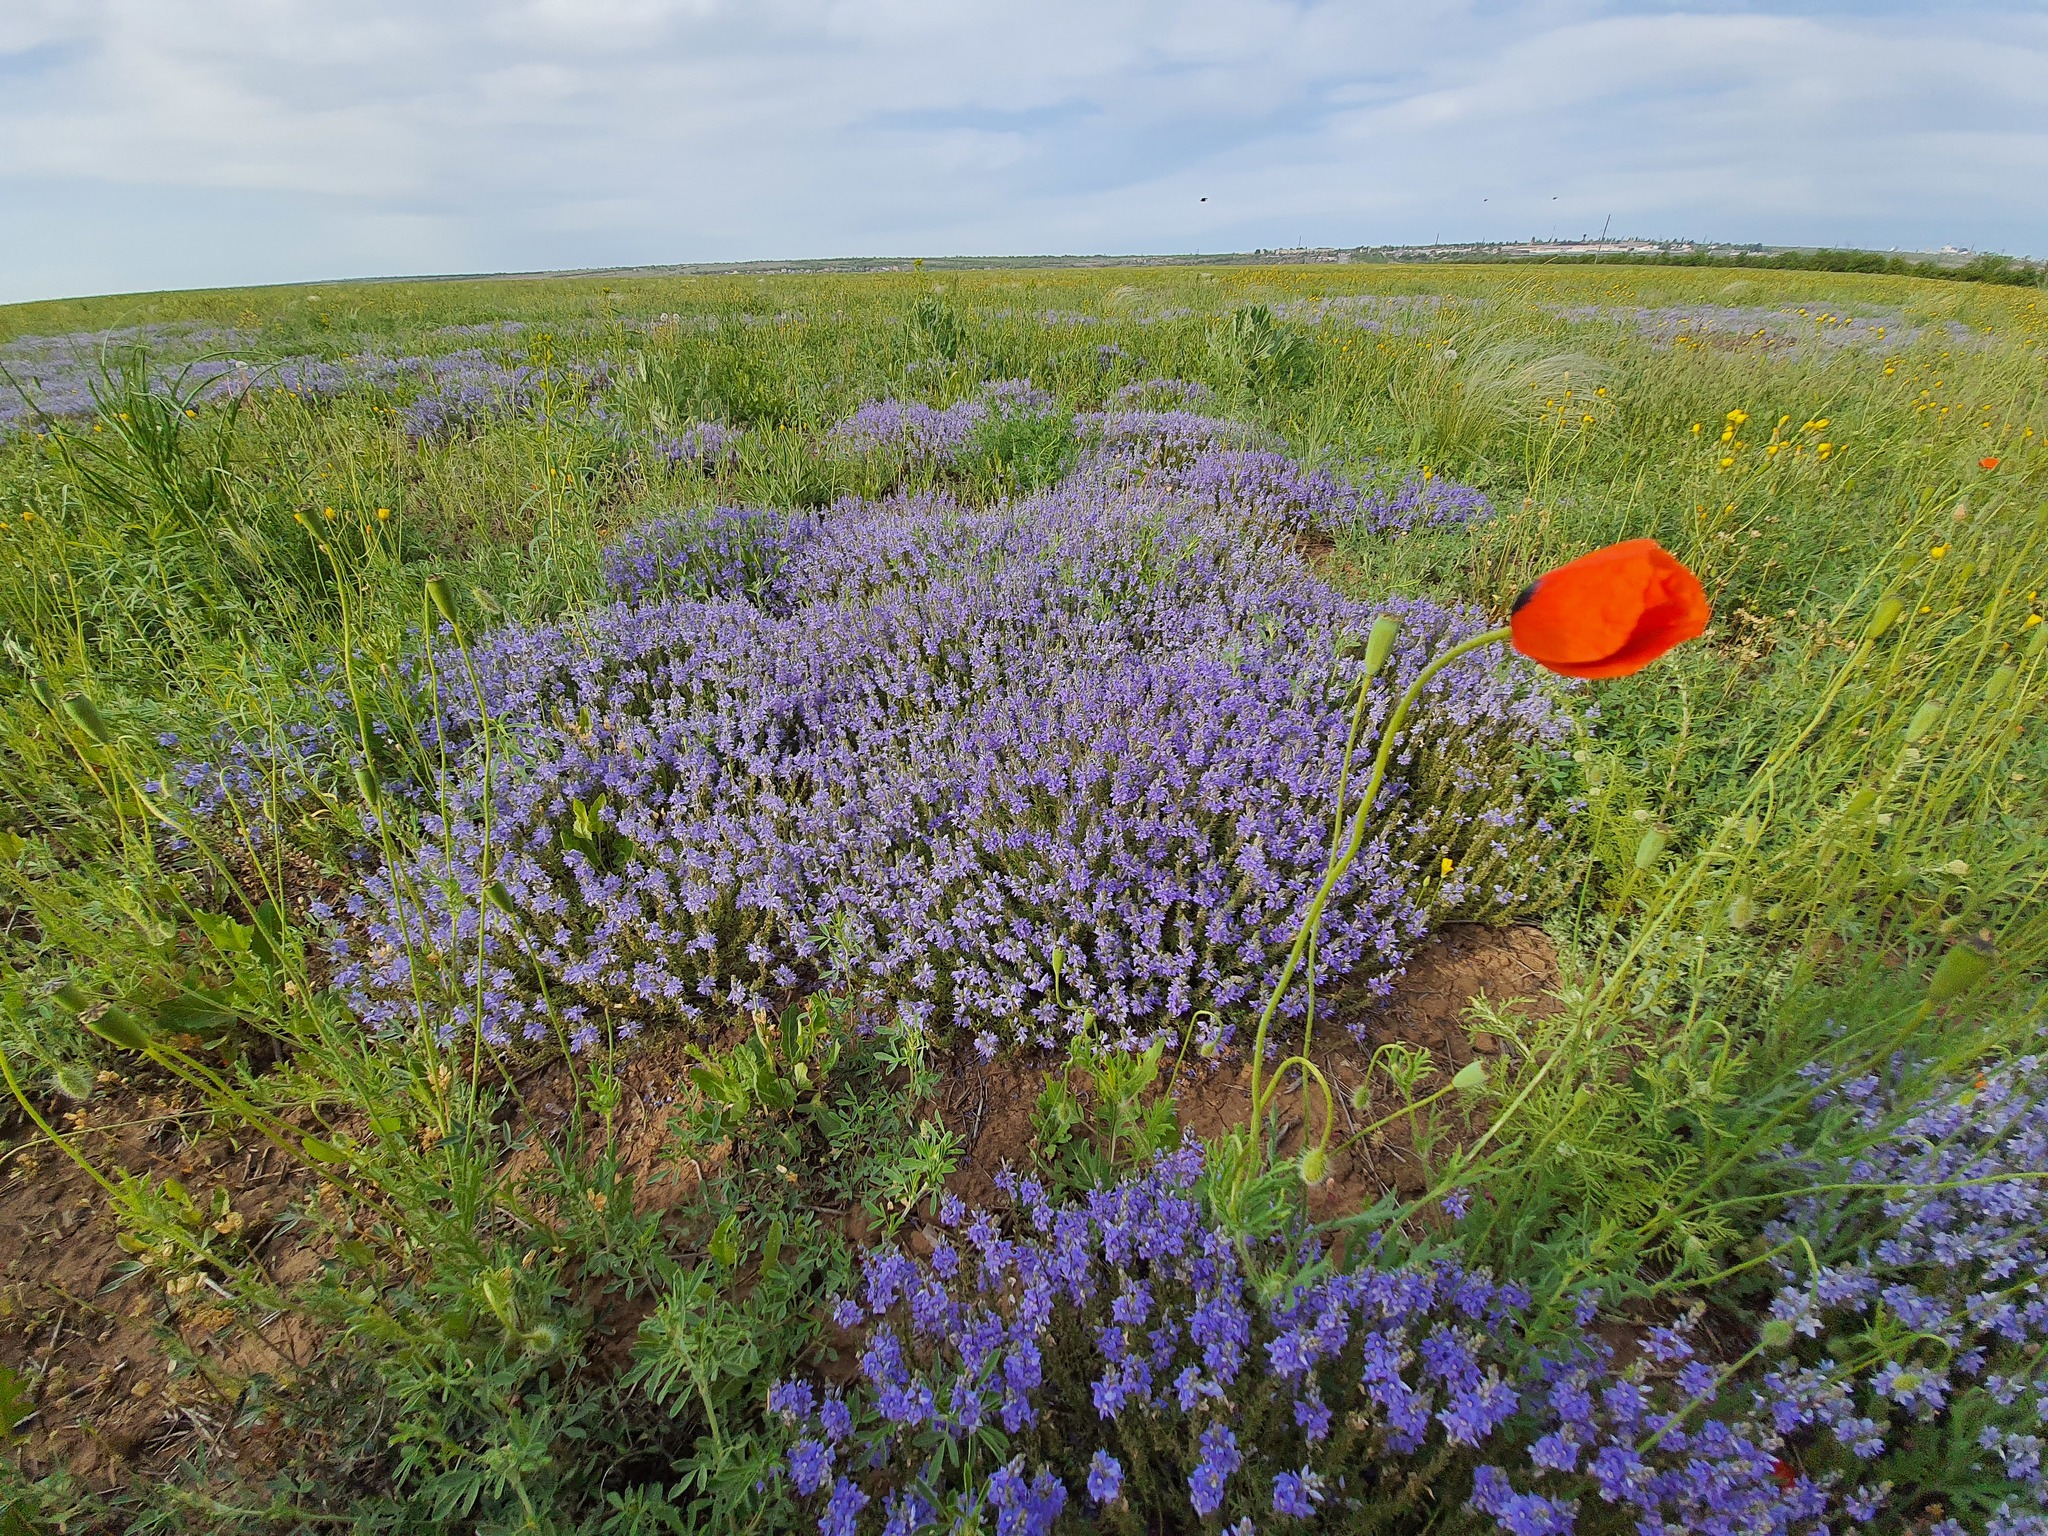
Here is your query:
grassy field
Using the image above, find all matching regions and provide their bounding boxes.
[0,261,2043,1536]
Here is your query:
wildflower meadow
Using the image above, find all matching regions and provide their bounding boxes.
[0,261,2042,1536]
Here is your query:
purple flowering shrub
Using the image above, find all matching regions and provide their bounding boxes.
[330,461,1566,1052]
[1074,407,1271,464]
[649,419,743,472]
[1751,1041,2048,1535]
[1108,377,1215,409]
[600,503,819,607]
[395,352,611,442]
[1069,428,1492,540]
[1357,473,1497,537]
[770,1149,1831,1536]
[828,380,1060,465]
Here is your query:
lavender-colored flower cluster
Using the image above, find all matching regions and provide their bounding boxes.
[0,323,250,432]
[599,503,818,607]
[1357,473,1497,536]
[0,326,612,441]
[1074,407,1270,464]
[1107,377,1214,409]
[770,1149,1830,1536]
[649,420,743,473]
[828,379,1059,464]
[1151,448,1361,529]
[329,456,1564,1053]
[1097,444,1492,539]
[394,352,611,443]
[1754,1040,2048,1533]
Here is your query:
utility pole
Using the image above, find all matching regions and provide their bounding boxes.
[1599,214,1612,243]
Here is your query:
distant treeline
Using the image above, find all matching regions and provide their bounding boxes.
[1523,247,2046,288]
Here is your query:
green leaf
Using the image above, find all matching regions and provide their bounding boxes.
[0,1363,31,1440]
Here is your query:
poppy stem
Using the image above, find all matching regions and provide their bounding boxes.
[1246,625,1513,1157]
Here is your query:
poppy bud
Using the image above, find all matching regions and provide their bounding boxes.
[1903,698,1943,743]
[1983,665,2016,705]
[52,981,92,1014]
[1726,893,1756,930]
[2028,622,2047,660]
[353,766,382,809]
[1451,1059,1487,1093]
[29,676,62,716]
[1844,787,1877,815]
[62,693,115,745]
[1298,1146,1328,1185]
[1049,944,1065,979]
[85,1005,153,1051]
[425,577,459,626]
[1862,596,1904,640]
[1361,615,1400,680]
[485,881,519,917]
[1633,828,1668,870]
[470,585,504,620]
[1927,935,1993,1002]
[1759,1318,1795,1350]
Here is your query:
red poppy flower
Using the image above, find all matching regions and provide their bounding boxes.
[1771,1458,1799,1491]
[1980,456,2001,470]
[1510,539,1709,679]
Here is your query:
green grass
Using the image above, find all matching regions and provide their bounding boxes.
[0,260,2042,1533]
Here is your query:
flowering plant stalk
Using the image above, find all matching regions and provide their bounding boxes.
[1247,539,1711,1180]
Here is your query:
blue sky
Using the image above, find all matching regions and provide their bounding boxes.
[2,0,2043,305]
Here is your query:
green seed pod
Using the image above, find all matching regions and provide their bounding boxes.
[1982,665,2016,705]
[1726,893,1756,930]
[1361,615,1401,680]
[62,693,114,745]
[478,1268,520,1334]
[484,881,520,917]
[1298,1146,1329,1185]
[424,577,459,626]
[352,766,382,810]
[1927,935,1994,1002]
[1451,1059,1488,1094]
[1903,698,1944,743]
[1863,596,1905,640]
[1633,828,1668,871]
[85,1005,153,1052]
[519,1322,563,1357]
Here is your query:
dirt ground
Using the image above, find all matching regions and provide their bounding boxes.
[0,921,1556,1499]
[932,922,1558,1215]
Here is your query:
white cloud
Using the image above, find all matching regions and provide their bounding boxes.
[0,0,2043,302]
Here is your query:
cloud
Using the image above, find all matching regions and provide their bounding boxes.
[0,0,2043,303]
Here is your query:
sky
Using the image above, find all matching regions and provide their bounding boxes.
[2,0,2045,305]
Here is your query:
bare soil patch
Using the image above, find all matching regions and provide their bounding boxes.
[0,1078,320,1495]
[933,922,1559,1217]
